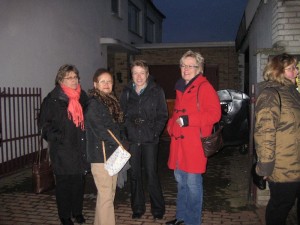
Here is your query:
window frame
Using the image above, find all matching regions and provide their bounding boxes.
[146,17,155,43]
[128,1,141,35]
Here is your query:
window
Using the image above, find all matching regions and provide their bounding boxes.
[111,0,120,16]
[128,2,141,35]
[146,18,155,43]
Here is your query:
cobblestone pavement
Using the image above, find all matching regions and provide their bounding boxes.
[0,138,297,225]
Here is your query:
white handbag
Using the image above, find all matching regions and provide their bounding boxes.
[102,129,131,176]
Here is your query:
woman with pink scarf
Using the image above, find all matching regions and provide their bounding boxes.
[39,64,89,225]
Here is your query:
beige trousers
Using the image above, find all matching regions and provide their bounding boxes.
[91,163,117,225]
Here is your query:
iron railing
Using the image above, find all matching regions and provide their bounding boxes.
[0,87,41,175]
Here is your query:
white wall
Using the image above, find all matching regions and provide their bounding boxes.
[0,0,135,98]
[246,1,274,89]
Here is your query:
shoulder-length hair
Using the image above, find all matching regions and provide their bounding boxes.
[263,53,297,84]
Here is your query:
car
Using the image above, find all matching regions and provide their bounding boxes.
[217,89,250,154]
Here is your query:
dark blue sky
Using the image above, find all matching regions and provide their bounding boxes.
[152,0,248,43]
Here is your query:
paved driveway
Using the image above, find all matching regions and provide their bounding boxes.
[0,139,297,225]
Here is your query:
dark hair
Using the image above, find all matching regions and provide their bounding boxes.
[263,53,298,84]
[93,68,113,83]
[55,64,80,85]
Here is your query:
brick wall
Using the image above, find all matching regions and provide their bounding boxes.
[112,53,129,97]
[135,47,240,90]
[139,47,240,89]
[112,46,241,97]
[272,0,300,54]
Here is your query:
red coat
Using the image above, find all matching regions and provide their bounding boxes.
[167,75,221,173]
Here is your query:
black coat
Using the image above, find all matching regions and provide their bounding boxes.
[85,97,121,163]
[38,85,89,175]
[119,77,168,144]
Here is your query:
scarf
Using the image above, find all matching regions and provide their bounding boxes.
[88,88,124,123]
[60,84,84,130]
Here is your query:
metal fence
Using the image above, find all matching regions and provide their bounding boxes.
[0,87,41,175]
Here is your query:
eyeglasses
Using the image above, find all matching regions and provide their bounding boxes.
[285,65,299,72]
[64,76,79,81]
[98,80,113,85]
[180,64,199,69]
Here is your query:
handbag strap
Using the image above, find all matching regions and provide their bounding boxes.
[35,135,50,165]
[101,129,128,162]
[107,129,128,152]
[102,141,107,163]
[196,82,222,138]
[196,82,208,138]
[36,136,42,164]
[196,81,207,112]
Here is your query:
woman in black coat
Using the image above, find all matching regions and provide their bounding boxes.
[39,64,88,225]
[119,60,168,220]
[85,68,124,225]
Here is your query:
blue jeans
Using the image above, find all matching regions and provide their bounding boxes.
[174,169,203,225]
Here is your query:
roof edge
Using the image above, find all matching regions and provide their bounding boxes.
[135,41,236,49]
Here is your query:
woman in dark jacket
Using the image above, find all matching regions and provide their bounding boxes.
[39,64,88,225]
[119,60,168,220]
[85,68,124,225]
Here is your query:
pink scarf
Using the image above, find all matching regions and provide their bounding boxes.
[60,84,84,130]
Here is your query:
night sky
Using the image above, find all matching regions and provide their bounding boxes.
[152,0,248,43]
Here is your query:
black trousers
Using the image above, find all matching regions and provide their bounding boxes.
[129,143,165,216]
[55,174,85,219]
[266,181,300,225]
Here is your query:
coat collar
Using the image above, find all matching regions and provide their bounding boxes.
[175,74,207,92]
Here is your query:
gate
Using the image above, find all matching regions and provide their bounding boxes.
[0,87,41,175]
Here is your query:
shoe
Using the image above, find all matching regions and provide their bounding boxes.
[73,215,86,224]
[132,212,143,219]
[60,218,74,225]
[165,218,184,225]
[153,214,164,219]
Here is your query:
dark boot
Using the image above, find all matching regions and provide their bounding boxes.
[60,218,74,225]
[73,215,86,224]
[165,218,184,225]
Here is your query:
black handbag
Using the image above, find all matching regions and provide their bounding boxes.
[32,137,55,194]
[251,162,266,190]
[201,123,224,157]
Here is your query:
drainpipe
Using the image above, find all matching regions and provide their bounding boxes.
[248,84,256,203]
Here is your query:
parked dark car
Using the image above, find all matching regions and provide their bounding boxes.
[217,89,250,154]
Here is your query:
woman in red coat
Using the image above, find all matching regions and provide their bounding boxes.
[166,50,221,225]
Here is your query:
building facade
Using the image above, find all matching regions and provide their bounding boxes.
[0,0,164,96]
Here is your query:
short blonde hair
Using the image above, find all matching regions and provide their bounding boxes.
[180,50,205,73]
